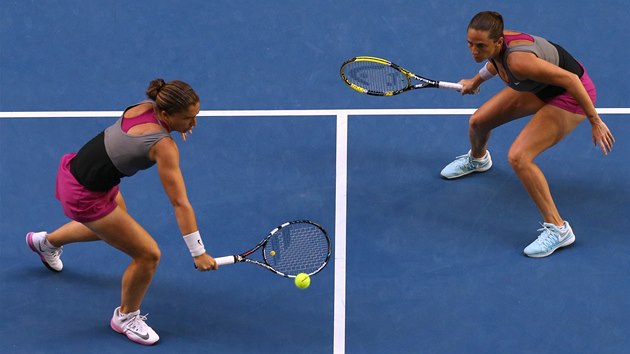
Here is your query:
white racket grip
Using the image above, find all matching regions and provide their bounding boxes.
[438,81,463,91]
[215,256,236,266]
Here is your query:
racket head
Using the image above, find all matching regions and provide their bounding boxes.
[260,220,331,278]
[340,56,411,96]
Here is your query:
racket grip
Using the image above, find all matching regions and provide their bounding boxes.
[437,81,463,91]
[215,256,236,266]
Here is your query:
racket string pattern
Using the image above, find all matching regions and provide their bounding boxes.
[344,61,409,94]
[340,56,464,96]
[215,220,331,278]
[262,222,330,277]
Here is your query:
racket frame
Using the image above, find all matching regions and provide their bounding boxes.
[340,56,463,96]
[215,220,331,278]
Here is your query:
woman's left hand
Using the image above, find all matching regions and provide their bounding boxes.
[591,117,615,155]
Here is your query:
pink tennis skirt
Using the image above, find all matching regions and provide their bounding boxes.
[543,66,596,115]
[55,153,119,223]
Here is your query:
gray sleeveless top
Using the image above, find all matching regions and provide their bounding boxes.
[502,35,559,92]
[70,102,171,191]
[104,117,170,176]
[491,33,583,99]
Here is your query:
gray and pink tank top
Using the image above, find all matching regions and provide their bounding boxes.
[70,101,171,191]
[491,33,584,100]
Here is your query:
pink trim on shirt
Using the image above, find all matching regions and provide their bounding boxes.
[504,33,534,45]
[121,108,159,133]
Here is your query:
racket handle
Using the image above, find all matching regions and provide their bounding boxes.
[437,81,463,91]
[438,81,480,94]
[215,256,236,266]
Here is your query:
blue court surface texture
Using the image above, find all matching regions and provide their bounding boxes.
[1,1,629,353]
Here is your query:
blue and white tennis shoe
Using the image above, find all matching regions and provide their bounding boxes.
[440,150,492,179]
[524,221,575,258]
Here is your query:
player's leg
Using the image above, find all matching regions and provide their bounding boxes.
[83,205,161,345]
[508,104,585,224]
[468,88,544,157]
[509,104,586,257]
[441,88,544,179]
[83,205,160,313]
[27,192,128,272]
[46,191,128,246]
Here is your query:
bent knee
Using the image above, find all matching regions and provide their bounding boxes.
[147,247,161,264]
[507,149,532,171]
[469,111,492,132]
[136,246,161,267]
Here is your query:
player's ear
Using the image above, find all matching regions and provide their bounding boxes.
[160,110,172,122]
[495,36,504,48]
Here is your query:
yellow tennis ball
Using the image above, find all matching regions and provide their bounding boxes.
[294,273,310,289]
[270,250,276,256]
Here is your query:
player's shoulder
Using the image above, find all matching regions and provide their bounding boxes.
[506,51,535,66]
[154,135,177,150]
[151,135,178,162]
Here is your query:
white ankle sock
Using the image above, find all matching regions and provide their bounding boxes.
[472,152,488,162]
[42,236,56,249]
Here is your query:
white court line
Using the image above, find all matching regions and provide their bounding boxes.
[334,114,348,354]
[1,107,629,118]
[0,108,471,118]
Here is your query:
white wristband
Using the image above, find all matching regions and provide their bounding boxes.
[183,231,206,257]
[478,65,496,81]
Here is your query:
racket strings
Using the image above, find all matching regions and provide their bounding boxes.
[264,223,330,276]
[342,61,408,94]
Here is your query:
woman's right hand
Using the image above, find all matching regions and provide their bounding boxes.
[458,78,481,95]
[194,253,218,271]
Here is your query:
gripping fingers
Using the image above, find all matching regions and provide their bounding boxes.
[194,254,218,271]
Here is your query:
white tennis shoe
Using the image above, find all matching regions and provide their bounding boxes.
[26,231,63,272]
[110,307,160,345]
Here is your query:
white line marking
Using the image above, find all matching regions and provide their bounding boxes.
[1,108,628,119]
[0,111,124,118]
[334,113,348,354]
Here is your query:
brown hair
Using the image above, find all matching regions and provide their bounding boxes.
[146,79,199,114]
[468,11,504,41]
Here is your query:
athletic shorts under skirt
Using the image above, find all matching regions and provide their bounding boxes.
[55,153,119,223]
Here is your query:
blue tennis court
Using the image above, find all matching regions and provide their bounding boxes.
[1,1,629,353]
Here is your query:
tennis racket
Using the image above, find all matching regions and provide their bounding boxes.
[340,56,468,96]
[215,220,331,278]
